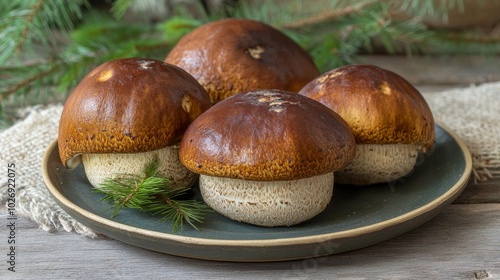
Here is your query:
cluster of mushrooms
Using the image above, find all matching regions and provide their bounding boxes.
[58,19,435,227]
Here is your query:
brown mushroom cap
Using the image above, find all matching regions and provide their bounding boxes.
[58,58,212,167]
[299,65,435,149]
[179,89,356,181]
[165,18,320,103]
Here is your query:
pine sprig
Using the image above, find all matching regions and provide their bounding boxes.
[110,0,134,19]
[96,157,211,233]
[0,10,173,121]
[0,0,88,64]
[146,191,211,233]
[281,0,380,29]
[98,174,166,217]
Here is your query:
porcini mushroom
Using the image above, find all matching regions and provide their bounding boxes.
[179,89,356,227]
[58,58,212,189]
[165,18,320,104]
[299,65,435,186]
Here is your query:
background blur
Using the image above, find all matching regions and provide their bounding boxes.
[1,0,499,127]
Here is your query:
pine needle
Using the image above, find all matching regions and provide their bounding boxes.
[3,0,500,125]
[0,0,88,64]
[146,191,210,233]
[282,0,380,29]
[95,156,211,233]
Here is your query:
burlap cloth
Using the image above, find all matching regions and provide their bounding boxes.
[1,82,499,237]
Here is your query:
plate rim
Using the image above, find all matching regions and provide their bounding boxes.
[42,121,472,248]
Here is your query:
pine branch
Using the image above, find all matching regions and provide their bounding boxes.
[110,0,134,19]
[0,0,88,64]
[96,157,211,233]
[282,0,381,29]
[2,0,500,126]
[394,0,464,23]
[0,11,175,109]
[15,0,44,54]
[147,192,210,232]
[0,62,61,103]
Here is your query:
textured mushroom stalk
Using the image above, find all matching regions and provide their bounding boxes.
[179,89,356,227]
[335,144,420,186]
[57,58,212,189]
[200,173,334,227]
[299,65,435,185]
[82,145,198,189]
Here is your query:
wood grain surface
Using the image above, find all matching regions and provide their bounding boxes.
[1,203,498,279]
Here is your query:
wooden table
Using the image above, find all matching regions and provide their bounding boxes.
[2,179,499,279]
[2,56,500,279]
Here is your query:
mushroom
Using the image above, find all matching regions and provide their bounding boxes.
[179,89,356,227]
[58,58,212,189]
[299,65,435,186]
[165,18,320,104]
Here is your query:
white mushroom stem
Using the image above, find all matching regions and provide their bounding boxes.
[81,145,198,190]
[199,173,334,227]
[335,144,421,186]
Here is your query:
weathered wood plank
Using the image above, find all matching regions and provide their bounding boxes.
[455,178,500,204]
[2,204,499,279]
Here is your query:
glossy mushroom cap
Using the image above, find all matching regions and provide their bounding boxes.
[179,89,356,181]
[58,58,212,168]
[165,18,320,104]
[299,65,435,150]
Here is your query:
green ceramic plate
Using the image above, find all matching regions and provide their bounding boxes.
[42,123,471,262]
